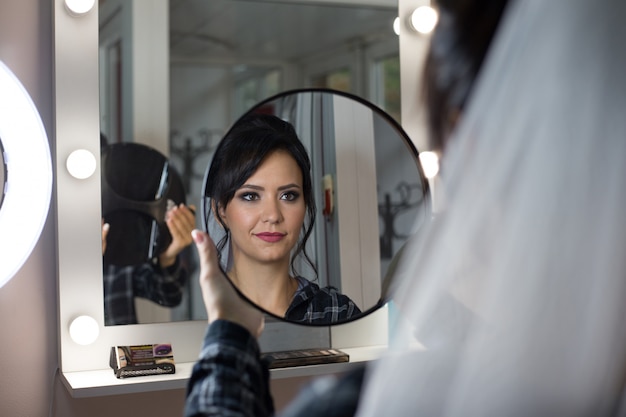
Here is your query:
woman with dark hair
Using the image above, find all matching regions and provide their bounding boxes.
[203,113,360,324]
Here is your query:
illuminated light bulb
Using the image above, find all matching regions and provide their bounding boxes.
[0,60,52,288]
[410,6,439,34]
[69,315,99,345]
[419,151,440,179]
[66,149,96,179]
[393,17,401,36]
[64,0,96,16]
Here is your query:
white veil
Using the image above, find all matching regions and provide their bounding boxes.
[358,0,626,415]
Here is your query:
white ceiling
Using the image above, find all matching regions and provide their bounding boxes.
[168,0,398,62]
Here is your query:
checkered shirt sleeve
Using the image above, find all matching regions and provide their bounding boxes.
[185,320,274,417]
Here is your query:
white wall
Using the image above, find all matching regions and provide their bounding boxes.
[0,1,59,416]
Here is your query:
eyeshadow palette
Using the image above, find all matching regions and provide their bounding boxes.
[262,348,349,369]
[109,343,175,378]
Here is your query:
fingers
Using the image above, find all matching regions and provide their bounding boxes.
[167,204,195,233]
[164,203,196,252]
[191,229,219,273]
[192,228,227,323]
[158,204,196,267]
[192,229,265,338]
[101,220,110,255]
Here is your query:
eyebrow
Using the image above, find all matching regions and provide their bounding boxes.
[240,183,302,191]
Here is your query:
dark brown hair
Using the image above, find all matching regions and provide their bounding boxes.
[203,113,317,277]
[423,0,511,152]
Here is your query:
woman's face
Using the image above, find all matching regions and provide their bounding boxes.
[220,150,306,268]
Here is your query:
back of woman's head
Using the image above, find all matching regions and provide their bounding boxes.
[423,0,510,152]
[205,112,317,274]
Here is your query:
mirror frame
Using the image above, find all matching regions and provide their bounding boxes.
[56,0,399,378]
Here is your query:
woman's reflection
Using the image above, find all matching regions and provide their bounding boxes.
[101,203,195,325]
[100,135,197,325]
[204,113,361,324]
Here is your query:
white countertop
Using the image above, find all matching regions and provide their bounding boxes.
[61,345,388,398]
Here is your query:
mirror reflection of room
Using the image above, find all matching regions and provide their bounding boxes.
[100,139,196,325]
[98,0,403,325]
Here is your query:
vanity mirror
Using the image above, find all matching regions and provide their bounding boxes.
[56,0,425,385]
[97,0,403,325]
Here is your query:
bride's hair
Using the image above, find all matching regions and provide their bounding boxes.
[422,0,510,152]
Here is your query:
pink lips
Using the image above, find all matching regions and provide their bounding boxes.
[255,232,286,243]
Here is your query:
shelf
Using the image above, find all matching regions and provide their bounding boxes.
[61,345,388,398]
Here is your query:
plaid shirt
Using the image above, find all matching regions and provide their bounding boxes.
[285,277,362,324]
[184,320,366,417]
[185,320,274,417]
[103,259,187,325]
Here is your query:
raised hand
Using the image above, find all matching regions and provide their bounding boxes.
[192,229,264,338]
[159,203,196,268]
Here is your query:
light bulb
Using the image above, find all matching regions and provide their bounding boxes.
[393,17,401,36]
[419,151,439,179]
[66,149,96,179]
[69,315,99,345]
[410,6,439,34]
[64,0,96,16]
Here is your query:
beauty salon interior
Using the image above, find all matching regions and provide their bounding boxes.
[2,0,624,416]
[0,0,434,415]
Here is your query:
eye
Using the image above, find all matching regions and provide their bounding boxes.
[239,191,259,202]
[280,191,300,202]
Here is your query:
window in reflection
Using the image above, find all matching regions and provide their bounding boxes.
[311,68,352,93]
[374,55,401,123]
[233,68,282,118]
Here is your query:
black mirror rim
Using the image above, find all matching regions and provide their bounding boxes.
[201,87,430,326]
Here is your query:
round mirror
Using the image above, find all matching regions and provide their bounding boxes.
[101,142,187,266]
[201,89,430,325]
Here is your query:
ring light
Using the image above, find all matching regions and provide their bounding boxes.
[0,60,53,288]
